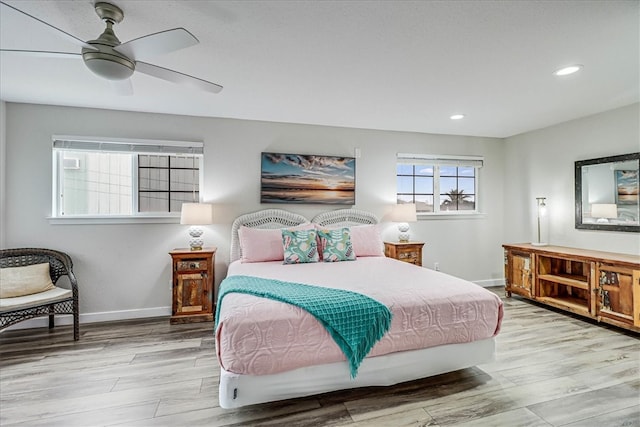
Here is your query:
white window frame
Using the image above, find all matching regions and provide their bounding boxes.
[397,153,484,217]
[50,136,204,224]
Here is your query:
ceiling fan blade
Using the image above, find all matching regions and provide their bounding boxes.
[0,48,80,59]
[115,28,198,60]
[110,79,133,96]
[135,61,223,94]
[0,1,95,51]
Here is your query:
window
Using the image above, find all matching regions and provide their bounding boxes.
[396,153,483,214]
[52,136,203,217]
[138,155,200,213]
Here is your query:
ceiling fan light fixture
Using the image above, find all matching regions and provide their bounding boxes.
[82,51,135,80]
[2,1,222,92]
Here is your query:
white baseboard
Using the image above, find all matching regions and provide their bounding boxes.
[473,278,505,288]
[2,306,171,332]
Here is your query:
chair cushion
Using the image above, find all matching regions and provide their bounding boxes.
[0,286,72,313]
[0,263,55,298]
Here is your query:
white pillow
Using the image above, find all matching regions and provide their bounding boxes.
[0,263,55,298]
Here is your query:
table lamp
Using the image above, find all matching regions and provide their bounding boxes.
[389,203,417,242]
[180,203,213,251]
[591,204,617,223]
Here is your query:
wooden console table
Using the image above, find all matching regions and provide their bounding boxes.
[503,243,640,333]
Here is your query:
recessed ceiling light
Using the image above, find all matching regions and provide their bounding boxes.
[554,65,583,76]
[450,114,465,120]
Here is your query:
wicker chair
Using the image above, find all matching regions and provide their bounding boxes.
[0,248,79,340]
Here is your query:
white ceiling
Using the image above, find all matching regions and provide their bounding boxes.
[1,0,638,138]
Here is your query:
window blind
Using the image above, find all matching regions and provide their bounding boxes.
[397,153,483,168]
[53,136,204,155]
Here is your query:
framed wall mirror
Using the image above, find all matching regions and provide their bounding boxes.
[575,152,640,232]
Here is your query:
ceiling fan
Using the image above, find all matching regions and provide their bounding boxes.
[0,1,223,94]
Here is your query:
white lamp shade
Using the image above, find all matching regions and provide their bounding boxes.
[591,203,617,219]
[389,203,417,223]
[180,203,214,225]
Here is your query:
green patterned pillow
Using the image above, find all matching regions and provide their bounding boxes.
[282,229,320,264]
[317,228,357,262]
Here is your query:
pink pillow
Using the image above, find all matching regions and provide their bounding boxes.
[350,224,384,257]
[238,227,283,263]
[314,224,384,257]
[238,224,314,263]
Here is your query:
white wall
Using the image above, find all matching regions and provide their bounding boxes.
[0,101,6,248]
[2,103,506,325]
[504,103,640,255]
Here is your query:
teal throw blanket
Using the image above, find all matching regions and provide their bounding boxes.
[216,275,392,378]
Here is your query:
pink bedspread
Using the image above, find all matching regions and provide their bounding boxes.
[216,257,503,376]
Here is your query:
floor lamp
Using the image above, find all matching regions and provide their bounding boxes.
[532,197,547,246]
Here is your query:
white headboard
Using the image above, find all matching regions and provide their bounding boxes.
[312,209,379,227]
[230,209,309,262]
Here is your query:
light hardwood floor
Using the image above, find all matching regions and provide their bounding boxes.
[1,287,638,427]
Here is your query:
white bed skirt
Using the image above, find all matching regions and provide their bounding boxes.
[219,336,496,409]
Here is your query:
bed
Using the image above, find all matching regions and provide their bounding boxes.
[215,208,503,409]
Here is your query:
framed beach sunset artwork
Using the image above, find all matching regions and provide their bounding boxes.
[261,152,356,205]
[615,170,639,205]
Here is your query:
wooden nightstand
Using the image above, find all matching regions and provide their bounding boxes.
[169,247,216,324]
[384,242,424,266]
